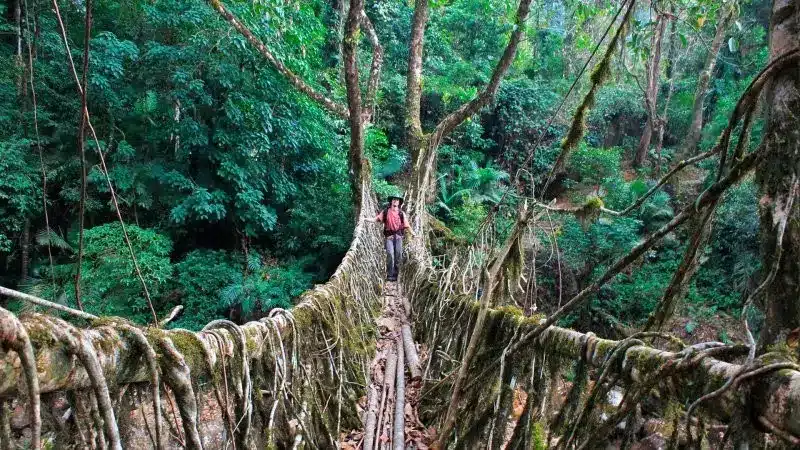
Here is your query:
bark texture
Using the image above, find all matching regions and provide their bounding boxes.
[343,0,365,214]
[682,7,733,155]
[634,12,667,168]
[757,0,800,350]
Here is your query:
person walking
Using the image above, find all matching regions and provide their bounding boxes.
[366,195,415,281]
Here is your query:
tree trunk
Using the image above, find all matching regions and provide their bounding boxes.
[634,12,667,168]
[343,0,365,215]
[654,15,678,176]
[756,0,800,350]
[682,8,732,155]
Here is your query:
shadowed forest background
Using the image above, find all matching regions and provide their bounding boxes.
[0,0,771,339]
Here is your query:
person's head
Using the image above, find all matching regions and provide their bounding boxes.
[390,198,400,208]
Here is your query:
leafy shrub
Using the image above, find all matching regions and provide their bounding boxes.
[559,215,642,274]
[29,223,174,323]
[172,251,314,330]
[172,249,240,330]
[566,144,623,184]
[218,255,313,321]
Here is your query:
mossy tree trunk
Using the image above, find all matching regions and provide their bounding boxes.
[633,11,667,168]
[404,0,534,228]
[682,6,733,155]
[757,0,800,351]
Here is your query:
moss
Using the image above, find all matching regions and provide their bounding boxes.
[495,305,525,317]
[245,334,258,355]
[583,195,604,210]
[24,318,58,347]
[93,328,121,355]
[531,420,547,450]
[764,343,799,363]
[167,330,209,378]
[523,313,546,327]
[89,316,133,329]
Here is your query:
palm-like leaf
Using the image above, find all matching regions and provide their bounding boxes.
[35,229,74,252]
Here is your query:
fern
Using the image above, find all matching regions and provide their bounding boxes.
[35,229,74,252]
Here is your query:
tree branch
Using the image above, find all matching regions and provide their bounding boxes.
[503,146,766,364]
[207,0,349,120]
[433,0,533,139]
[0,285,98,320]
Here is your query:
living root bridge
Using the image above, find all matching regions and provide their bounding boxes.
[401,257,800,446]
[0,174,386,448]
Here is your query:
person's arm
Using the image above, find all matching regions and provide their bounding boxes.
[365,212,382,223]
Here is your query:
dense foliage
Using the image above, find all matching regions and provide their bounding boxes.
[0,0,771,336]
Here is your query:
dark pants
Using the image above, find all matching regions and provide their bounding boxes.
[385,235,403,281]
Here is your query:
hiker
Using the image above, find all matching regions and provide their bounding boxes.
[366,195,415,281]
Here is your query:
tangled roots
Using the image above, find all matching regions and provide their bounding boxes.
[202,320,252,448]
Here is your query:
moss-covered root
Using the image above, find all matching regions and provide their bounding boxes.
[202,320,252,448]
[41,316,122,450]
[0,308,41,450]
[117,324,163,450]
[153,335,204,450]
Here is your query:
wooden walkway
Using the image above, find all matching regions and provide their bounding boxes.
[341,282,431,449]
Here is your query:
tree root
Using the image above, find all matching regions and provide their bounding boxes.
[116,324,163,449]
[376,351,397,450]
[153,334,203,450]
[0,400,11,450]
[401,325,422,382]
[0,307,41,450]
[393,338,406,450]
[203,320,252,448]
[41,316,121,450]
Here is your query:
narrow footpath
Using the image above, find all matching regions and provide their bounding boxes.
[340,281,433,449]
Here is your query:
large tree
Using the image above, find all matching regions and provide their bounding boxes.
[207,0,533,224]
[757,0,800,350]
[682,3,736,155]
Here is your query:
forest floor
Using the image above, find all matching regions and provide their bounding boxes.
[340,282,434,449]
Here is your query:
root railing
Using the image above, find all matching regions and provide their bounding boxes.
[0,171,384,449]
[401,250,800,448]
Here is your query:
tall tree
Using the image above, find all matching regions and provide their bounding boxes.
[209,0,533,228]
[404,0,534,227]
[207,0,382,215]
[757,0,800,350]
[682,3,735,155]
[633,7,668,168]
